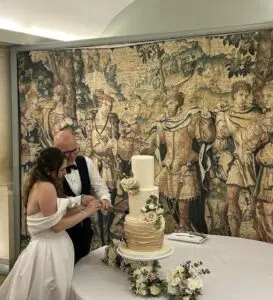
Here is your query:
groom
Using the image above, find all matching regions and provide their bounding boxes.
[54,129,111,263]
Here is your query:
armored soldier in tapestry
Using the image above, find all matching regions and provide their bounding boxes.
[88,90,119,191]
[17,29,273,248]
[254,81,273,243]
[213,81,268,236]
[141,91,215,233]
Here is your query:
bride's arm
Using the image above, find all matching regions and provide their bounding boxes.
[65,206,85,216]
[65,195,98,216]
[38,182,101,232]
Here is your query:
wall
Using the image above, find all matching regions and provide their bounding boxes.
[9,0,273,268]
[0,47,14,274]
[17,29,273,246]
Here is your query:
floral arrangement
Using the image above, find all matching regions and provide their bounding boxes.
[102,240,210,299]
[120,177,140,194]
[101,239,123,268]
[166,261,209,299]
[129,261,165,297]
[141,195,165,229]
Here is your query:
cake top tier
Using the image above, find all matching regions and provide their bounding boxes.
[131,155,154,189]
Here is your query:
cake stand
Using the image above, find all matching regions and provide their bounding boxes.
[117,243,174,261]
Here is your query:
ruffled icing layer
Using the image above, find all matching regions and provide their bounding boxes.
[124,216,165,252]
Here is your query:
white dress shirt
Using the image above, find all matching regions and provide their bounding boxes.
[64,156,111,202]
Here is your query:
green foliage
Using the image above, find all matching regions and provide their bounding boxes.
[225,56,255,78]
[221,32,258,54]
[87,49,124,101]
[135,42,165,64]
[213,32,258,78]
[17,52,54,100]
[135,40,231,92]
[73,49,92,109]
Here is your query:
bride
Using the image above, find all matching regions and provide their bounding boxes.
[0,147,102,300]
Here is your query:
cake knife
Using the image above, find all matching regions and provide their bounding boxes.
[106,206,129,214]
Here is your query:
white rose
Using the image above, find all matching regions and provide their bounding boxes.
[187,278,199,291]
[183,297,190,300]
[150,284,161,296]
[185,288,193,295]
[194,276,203,289]
[167,270,176,281]
[177,265,185,273]
[143,265,153,273]
[108,247,116,260]
[140,289,147,296]
[140,283,147,289]
[131,262,142,270]
[145,211,157,223]
[171,276,181,287]
[120,177,139,192]
[188,266,197,277]
[138,275,145,283]
[134,269,141,275]
[167,285,177,295]
[148,203,156,210]
[156,207,164,215]
[141,207,147,213]
[112,239,121,247]
[125,177,138,188]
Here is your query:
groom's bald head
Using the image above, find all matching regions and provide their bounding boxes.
[54,129,78,165]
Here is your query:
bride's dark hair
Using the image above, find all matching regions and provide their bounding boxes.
[23,147,66,208]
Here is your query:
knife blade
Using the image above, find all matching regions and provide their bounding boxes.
[106,206,129,214]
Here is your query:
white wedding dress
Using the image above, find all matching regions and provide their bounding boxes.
[0,197,81,300]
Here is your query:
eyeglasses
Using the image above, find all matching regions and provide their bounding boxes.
[63,147,80,157]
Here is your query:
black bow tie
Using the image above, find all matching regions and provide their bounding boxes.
[66,165,78,173]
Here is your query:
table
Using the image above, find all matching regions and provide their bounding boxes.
[71,235,273,299]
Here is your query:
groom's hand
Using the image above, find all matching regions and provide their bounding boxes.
[100,199,110,210]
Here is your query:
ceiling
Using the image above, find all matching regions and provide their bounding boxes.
[0,0,135,45]
[2,0,273,47]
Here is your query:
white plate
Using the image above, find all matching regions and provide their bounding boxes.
[167,233,208,244]
[117,243,174,261]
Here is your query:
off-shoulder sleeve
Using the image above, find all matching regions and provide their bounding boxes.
[56,195,82,212]
[67,195,82,208]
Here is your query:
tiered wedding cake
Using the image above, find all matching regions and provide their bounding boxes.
[119,155,170,257]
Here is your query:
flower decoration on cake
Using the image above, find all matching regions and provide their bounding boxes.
[141,195,164,229]
[120,177,140,194]
[145,211,157,223]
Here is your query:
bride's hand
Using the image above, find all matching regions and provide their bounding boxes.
[83,200,102,215]
[81,195,97,206]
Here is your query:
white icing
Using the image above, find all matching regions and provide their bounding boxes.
[131,155,154,189]
[124,155,165,253]
[127,186,159,219]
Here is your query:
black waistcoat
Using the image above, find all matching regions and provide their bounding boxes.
[63,155,94,264]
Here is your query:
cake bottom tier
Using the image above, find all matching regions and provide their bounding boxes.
[124,216,165,252]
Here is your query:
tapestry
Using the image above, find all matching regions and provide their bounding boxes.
[17,29,273,249]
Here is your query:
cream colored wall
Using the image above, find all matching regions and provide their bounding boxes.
[0,48,13,262]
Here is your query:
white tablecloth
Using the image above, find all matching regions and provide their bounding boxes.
[71,235,273,299]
